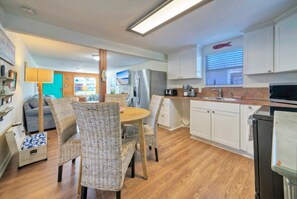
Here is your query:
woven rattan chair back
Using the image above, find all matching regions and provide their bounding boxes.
[72,102,124,190]
[146,95,164,132]
[105,94,128,107]
[48,97,77,146]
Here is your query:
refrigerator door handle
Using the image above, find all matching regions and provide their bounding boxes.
[138,78,141,105]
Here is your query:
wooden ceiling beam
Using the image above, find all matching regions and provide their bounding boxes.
[99,49,107,102]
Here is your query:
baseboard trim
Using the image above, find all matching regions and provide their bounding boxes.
[159,125,183,131]
[0,152,12,179]
[190,135,253,159]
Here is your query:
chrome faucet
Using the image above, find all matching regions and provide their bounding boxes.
[211,88,222,98]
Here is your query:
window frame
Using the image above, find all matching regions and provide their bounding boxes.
[203,37,244,87]
[73,76,97,96]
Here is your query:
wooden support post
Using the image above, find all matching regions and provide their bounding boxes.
[38,82,44,132]
[99,49,107,102]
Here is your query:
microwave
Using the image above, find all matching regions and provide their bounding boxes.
[269,83,297,104]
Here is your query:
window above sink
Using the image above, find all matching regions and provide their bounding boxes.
[203,37,243,87]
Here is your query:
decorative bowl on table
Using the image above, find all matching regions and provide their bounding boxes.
[120,107,125,113]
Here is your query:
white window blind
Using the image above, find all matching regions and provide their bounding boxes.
[205,48,243,86]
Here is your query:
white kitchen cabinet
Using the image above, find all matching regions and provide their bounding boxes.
[243,25,274,75]
[180,48,198,79]
[190,100,240,149]
[158,98,182,130]
[190,107,211,140]
[275,12,297,72]
[168,52,181,80]
[168,47,201,80]
[211,110,240,149]
[240,105,260,156]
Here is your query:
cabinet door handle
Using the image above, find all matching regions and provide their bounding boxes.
[212,111,215,114]
[248,106,252,109]
[207,110,209,113]
[268,70,272,73]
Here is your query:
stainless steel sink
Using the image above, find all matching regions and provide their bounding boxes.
[203,97,238,102]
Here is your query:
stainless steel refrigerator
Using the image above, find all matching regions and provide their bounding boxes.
[132,69,167,109]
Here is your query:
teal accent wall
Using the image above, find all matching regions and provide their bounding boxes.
[43,73,63,98]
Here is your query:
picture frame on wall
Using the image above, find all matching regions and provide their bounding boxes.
[0,29,15,66]
[9,70,17,91]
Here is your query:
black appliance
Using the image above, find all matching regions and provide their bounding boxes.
[252,106,297,199]
[270,83,297,104]
[164,89,177,96]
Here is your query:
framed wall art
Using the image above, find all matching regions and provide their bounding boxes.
[0,29,15,66]
[9,70,17,91]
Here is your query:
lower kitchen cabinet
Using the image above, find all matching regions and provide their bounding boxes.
[190,100,240,150]
[190,108,211,139]
[158,98,182,130]
[240,105,261,155]
[211,110,240,149]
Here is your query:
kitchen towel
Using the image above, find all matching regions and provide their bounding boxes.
[248,115,254,141]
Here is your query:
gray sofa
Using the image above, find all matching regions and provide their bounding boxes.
[23,95,56,133]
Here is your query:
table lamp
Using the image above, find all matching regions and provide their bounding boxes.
[25,67,53,132]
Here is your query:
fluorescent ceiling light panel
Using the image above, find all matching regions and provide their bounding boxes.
[128,0,212,35]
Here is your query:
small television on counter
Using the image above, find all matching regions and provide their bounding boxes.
[116,70,129,85]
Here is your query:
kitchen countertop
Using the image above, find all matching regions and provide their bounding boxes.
[165,96,297,108]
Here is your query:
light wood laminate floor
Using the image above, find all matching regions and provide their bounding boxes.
[0,127,254,199]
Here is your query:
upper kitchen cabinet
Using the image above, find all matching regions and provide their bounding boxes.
[275,12,297,72]
[168,52,181,79]
[168,47,202,80]
[243,25,274,75]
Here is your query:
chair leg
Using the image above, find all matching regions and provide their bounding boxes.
[131,153,135,178]
[72,158,76,164]
[58,165,63,182]
[116,191,121,199]
[155,148,159,162]
[81,186,88,199]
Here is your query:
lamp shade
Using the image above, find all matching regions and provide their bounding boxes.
[25,68,53,83]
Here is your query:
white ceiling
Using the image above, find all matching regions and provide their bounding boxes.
[15,33,151,73]
[1,0,296,54]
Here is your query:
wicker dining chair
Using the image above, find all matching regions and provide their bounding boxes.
[72,102,136,199]
[48,97,81,182]
[105,94,128,107]
[124,95,164,162]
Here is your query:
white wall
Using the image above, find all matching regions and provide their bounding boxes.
[0,8,38,177]
[106,60,167,96]
[0,29,38,136]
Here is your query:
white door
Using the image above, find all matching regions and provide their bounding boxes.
[240,105,260,155]
[180,47,197,79]
[212,110,240,149]
[243,26,274,74]
[190,108,211,140]
[168,52,181,80]
[275,12,297,72]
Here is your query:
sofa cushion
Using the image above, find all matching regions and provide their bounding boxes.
[25,106,52,116]
[43,106,52,115]
[44,95,56,105]
[27,98,39,108]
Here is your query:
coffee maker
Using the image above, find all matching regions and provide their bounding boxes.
[183,85,196,97]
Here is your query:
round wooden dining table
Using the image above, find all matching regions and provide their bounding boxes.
[120,107,150,180]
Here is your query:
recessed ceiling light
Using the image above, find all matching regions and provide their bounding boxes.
[22,7,36,15]
[127,0,213,36]
[92,55,100,61]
